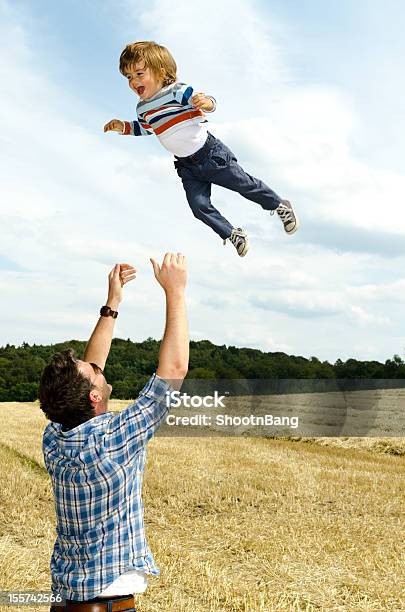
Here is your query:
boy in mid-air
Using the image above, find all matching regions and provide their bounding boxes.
[104,41,299,257]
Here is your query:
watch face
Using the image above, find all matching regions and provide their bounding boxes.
[100,306,118,318]
[100,306,111,316]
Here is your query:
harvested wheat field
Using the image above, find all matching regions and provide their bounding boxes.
[0,401,404,612]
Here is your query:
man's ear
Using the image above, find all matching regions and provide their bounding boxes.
[89,389,103,406]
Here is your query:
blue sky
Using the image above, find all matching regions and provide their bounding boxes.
[1,0,405,362]
[20,0,404,168]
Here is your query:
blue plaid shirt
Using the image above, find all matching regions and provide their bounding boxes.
[42,373,173,602]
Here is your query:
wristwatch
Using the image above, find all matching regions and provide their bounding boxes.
[100,305,118,319]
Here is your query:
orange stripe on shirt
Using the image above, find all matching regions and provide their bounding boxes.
[154,110,204,135]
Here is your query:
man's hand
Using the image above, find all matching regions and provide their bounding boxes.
[107,263,137,310]
[150,253,187,294]
[191,92,214,112]
[104,119,125,133]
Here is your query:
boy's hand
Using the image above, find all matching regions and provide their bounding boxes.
[150,253,187,295]
[104,119,125,133]
[191,93,214,112]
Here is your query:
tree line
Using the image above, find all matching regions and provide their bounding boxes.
[0,338,405,402]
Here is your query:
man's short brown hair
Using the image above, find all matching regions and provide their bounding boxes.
[39,349,94,430]
[119,41,177,87]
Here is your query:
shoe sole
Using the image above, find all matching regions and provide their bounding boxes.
[285,215,299,235]
[238,239,249,257]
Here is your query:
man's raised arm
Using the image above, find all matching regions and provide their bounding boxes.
[83,263,136,370]
[150,253,189,389]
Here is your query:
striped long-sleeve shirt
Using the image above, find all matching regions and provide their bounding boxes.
[42,373,173,602]
[121,82,216,157]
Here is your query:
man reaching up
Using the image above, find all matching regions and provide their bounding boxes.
[39,253,188,612]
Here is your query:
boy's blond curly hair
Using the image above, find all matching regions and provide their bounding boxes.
[119,41,177,87]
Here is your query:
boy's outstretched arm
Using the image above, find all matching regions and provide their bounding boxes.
[104,118,153,136]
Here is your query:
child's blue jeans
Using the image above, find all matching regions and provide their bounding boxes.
[173,132,282,240]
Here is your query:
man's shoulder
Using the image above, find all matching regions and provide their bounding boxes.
[42,414,111,446]
[106,374,173,427]
[42,420,59,444]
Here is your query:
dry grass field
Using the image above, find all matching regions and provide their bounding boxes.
[0,400,404,611]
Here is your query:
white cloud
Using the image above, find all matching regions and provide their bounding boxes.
[127,0,288,98]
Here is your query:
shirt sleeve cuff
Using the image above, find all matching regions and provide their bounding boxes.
[138,372,174,402]
[121,121,132,135]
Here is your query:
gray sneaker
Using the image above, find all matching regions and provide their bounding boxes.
[225,228,249,257]
[272,200,299,234]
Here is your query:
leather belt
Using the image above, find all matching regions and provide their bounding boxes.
[50,595,135,611]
